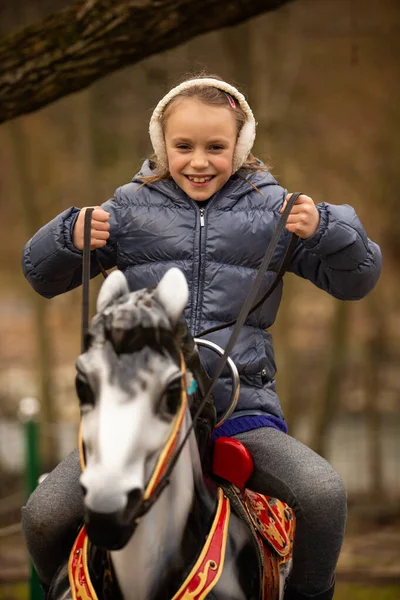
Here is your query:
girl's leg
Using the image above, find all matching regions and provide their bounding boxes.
[235,428,347,598]
[21,448,84,585]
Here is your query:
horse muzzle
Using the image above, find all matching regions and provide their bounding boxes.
[84,507,135,550]
[83,487,144,550]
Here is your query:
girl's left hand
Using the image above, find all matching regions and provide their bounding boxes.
[280,193,320,239]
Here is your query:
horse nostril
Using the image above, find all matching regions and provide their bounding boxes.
[127,488,144,519]
[128,488,143,505]
[80,483,88,497]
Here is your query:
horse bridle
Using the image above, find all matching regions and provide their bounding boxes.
[80,192,302,518]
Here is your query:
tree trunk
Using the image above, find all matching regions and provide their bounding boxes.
[310,301,349,457]
[0,0,294,123]
[221,21,252,92]
[8,121,58,471]
[271,275,299,434]
[364,292,385,499]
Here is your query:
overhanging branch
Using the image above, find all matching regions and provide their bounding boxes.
[0,0,294,123]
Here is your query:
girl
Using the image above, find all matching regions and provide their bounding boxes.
[22,74,381,599]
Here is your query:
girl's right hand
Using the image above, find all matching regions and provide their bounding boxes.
[72,206,111,251]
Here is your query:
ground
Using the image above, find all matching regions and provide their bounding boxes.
[1,514,400,599]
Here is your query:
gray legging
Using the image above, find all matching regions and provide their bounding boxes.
[235,428,346,596]
[22,428,346,596]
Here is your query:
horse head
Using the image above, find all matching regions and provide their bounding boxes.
[76,268,190,550]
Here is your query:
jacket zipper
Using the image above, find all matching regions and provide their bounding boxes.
[194,208,205,332]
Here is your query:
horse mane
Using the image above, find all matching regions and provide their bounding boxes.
[87,286,180,360]
[86,280,216,463]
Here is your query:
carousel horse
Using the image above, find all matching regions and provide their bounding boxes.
[49,268,295,600]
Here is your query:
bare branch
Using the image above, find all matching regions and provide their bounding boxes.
[0,0,294,123]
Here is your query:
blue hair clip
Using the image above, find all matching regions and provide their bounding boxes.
[186,371,198,395]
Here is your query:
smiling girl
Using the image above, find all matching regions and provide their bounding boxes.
[21,74,381,600]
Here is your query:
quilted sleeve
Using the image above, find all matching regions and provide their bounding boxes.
[22,195,120,299]
[288,202,382,300]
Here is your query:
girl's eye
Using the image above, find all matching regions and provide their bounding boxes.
[75,374,95,409]
[209,145,224,151]
[176,144,191,150]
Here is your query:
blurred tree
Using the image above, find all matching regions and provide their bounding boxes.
[310,300,350,457]
[0,0,295,123]
[9,120,58,470]
[221,21,251,92]
[5,0,59,470]
[273,275,300,434]
[364,291,385,499]
[248,4,304,143]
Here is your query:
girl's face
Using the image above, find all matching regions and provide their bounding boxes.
[164,98,237,201]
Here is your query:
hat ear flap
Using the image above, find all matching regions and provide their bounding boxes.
[233,120,256,173]
[149,77,256,173]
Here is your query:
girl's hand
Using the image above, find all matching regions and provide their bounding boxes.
[72,206,110,250]
[280,193,320,239]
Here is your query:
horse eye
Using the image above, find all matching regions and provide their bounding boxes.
[75,374,95,408]
[160,379,181,417]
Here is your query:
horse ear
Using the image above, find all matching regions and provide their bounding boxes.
[97,270,130,313]
[155,268,189,325]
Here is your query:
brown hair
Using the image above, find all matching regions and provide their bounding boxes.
[139,73,268,189]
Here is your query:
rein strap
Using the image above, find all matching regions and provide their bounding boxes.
[137,192,302,513]
[81,208,108,353]
[80,194,302,516]
[81,208,94,353]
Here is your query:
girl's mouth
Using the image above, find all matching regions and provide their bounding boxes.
[185,175,215,186]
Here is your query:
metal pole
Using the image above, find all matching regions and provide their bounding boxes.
[19,397,43,600]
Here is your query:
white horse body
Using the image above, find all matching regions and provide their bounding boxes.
[76,268,291,600]
[110,414,195,600]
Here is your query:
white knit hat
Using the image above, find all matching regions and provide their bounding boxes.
[149,78,256,174]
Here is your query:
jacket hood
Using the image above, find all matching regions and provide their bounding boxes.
[131,159,281,203]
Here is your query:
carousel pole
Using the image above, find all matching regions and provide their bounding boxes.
[20,397,43,600]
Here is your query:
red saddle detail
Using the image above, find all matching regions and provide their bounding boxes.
[244,489,295,559]
[212,437,254,491]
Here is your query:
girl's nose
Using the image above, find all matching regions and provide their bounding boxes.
[190,152,208,169]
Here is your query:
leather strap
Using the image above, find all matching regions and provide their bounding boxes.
[195,192,301,373]
[81,208,108,353]
[195,192,301,338]
[81,208,94,353]
[142,193,303,510]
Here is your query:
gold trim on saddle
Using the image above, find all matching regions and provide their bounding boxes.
[244,489,296,560]
[171,487,230,600]
[69,526,97,600]
[262,545,280,600]
[69,488,230,600]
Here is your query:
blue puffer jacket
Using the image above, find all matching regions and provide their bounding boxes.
[22,161,381,420]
